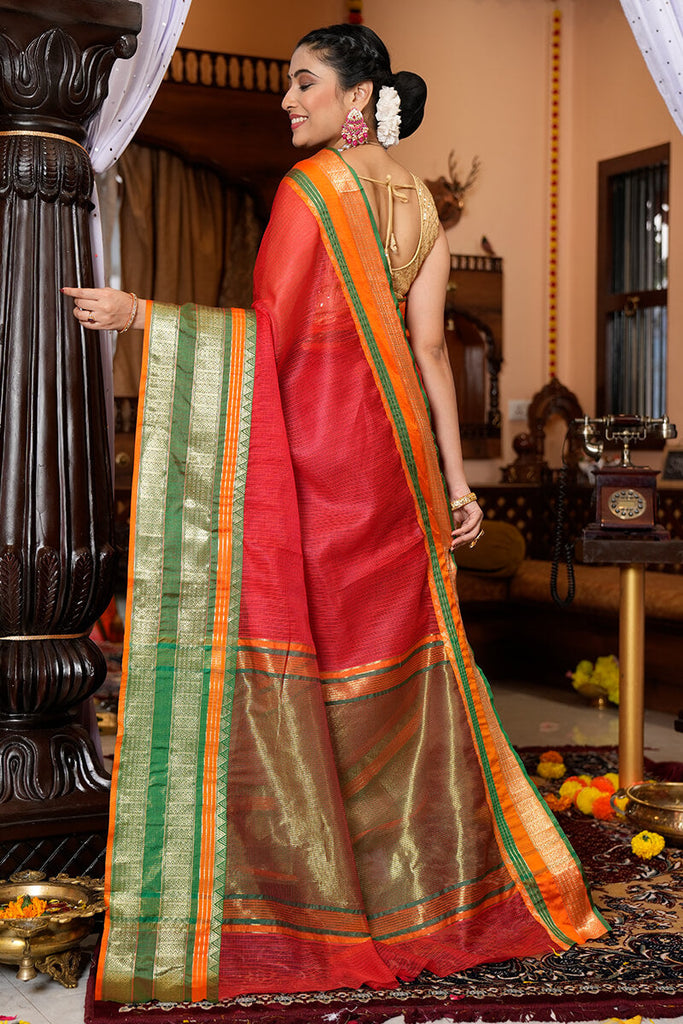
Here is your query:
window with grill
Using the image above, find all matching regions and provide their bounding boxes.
[596,144,669,419]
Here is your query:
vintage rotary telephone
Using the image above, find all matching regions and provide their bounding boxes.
[551,414,678,607]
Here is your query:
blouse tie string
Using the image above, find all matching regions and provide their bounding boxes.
[360,174,416,257]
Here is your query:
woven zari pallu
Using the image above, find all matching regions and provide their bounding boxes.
[97,149,607,1005]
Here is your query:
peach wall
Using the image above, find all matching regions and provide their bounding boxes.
[178,0,681,482]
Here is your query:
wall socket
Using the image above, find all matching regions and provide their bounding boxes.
[508,399,530,421]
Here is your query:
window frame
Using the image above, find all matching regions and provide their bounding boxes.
[595,142,669,419]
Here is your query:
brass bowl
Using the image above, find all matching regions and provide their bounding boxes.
[0,871,105,986]
[621,782,683,846]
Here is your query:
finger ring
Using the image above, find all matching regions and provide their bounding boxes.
[88,316,95,324]
[469,528,485,549]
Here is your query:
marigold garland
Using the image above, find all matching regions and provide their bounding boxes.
[538,757,669,864]
[547,9,561,379]
[546,768,620,820]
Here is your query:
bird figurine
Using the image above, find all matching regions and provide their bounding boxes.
[481,235,496,256]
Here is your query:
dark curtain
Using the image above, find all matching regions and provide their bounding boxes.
[113,142,262,397]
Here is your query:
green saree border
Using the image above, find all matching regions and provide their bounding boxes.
[102,303,257,1004]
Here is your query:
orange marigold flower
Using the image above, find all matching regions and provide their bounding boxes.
[539,750,564,763]
[563,775,589,787]
[592,775,616,795]
[591,793,615,820]
[0,895,47,919]
[545,793,572,812]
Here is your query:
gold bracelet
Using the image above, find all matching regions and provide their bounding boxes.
[449,491,478,512]
[118,292,138,333]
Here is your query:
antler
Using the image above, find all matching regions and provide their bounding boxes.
[447,150,481,199]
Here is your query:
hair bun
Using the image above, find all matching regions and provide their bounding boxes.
[392,71,427,139]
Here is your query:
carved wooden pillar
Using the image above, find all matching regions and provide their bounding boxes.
[0,0,142,870]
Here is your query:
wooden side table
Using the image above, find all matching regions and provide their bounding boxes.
[579,534,683,786]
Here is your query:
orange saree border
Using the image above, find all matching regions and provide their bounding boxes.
[95,296,156,1003]
[192,307,247,997]
[285,150,606,948]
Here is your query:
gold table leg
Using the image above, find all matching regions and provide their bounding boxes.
[618,563,645,787]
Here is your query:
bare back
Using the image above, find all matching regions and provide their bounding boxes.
[340,144,427,272]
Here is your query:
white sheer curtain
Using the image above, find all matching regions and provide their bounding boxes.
[619,0,683,134]
[85,0,191,426]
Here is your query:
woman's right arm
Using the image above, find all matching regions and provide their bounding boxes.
[404,229,484,549]
[61,286,147,333]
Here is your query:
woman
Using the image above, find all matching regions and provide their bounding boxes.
[65,24,607,1007]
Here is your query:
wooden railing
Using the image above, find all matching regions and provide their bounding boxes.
[165,47,289,95]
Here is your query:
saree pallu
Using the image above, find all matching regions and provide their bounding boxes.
[97,149,607,1005]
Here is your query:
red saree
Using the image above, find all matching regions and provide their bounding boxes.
[97,149,607,1005]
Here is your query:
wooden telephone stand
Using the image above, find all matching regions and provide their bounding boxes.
[576,415,683,786]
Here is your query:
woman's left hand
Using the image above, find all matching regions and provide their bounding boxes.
[450,499,484,550]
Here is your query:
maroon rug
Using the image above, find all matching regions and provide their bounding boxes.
[84,748,683,1023]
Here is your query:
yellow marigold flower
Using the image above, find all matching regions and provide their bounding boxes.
[604,772,620,790]
[631,830,665,859]
[612,794,629,816]
[559,778,585,800]
[572,659,594,679]
[593,655,620,704]
[575,785,602,815]
[537,760,566,779]
[570,664,593,693]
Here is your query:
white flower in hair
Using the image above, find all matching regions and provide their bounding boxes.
[376,85,401,148]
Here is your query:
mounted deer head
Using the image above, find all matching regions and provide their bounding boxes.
[426,151,481,229]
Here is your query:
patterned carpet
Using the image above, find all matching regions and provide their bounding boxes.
[85,749,683,1024]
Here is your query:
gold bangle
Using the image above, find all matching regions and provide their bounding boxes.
[118,292,138,333]
[450,491,478,512]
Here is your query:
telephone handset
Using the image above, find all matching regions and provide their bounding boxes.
[550,414,677,608]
